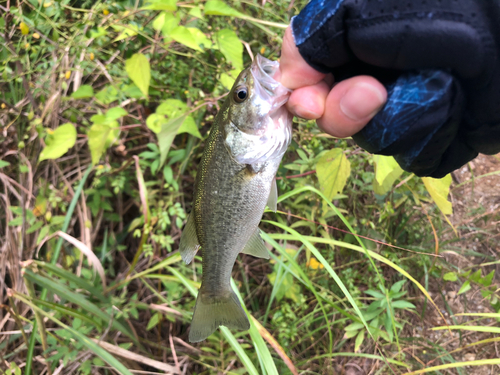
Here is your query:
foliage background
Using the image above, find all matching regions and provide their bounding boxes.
[1,0,500,374]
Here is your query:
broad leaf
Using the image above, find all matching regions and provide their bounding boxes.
[39,124,77,162]
[220,69,240,89]
[204,0,243,17]
[214,29,243,70]
[71,85,94,99]
[158,116,186,166]
[125,53,150,98]
[373,155,403,195]
[142,0,176,11]
[88,124,114,165]
[422,174,453,215]
[169,26,203,51]
[161,13,180,38]
[316,149,351,204]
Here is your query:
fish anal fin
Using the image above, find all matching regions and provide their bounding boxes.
[267,178,277,212]
[189,289,250,343]
[179,214,200,264]
[240,228,269,259]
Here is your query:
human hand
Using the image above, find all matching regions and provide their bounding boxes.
[280,26,387,138]
[280,0,500,178]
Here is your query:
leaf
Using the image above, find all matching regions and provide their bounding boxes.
[214,29,243,70]
[152,12,166,31]
[169,26,203,51]
[391,300,415,309]
[39,123,77,162]
[111,24,140,42]
[95,86,119,105]
[158,116,186,166]
[147,313,160,330]
[443,272,458,282]
[204,0,244,17]
[188,6,203,19]
[142,0,177,11]
[372,155,403,195]
[105,107,128,121]
[316,149,351,204]
[177,115,201,138]
[88,123,117,164]
[0,160,10,168]
[160,13,180,37]
[71,85,94,99]
[220,69,240,89]
[422,174,453,215]
[146,113,167,134]
[188,28,211,49]
[125,53,150,98]
[354,330,365,352]
[458,280,471,295]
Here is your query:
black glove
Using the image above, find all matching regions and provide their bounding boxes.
[292,0,500,178]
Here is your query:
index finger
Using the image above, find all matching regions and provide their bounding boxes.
[280,26,326,89]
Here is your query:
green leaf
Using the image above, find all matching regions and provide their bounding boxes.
[178,115,201,138]
[214,29,243,70]
[71,85,94,99]
[458,280,471,295]
[142,0,177,11]
[39,123,77,162]
[111,24,140,42]
[390,280,406,294]
[391,300,416,309]
[188,6,203,18]
[479,270,495,287]
[188,27,211,49]
[160,13,180,37]
[158,116,186,166]
[105,107,128,121]
[372,155,403,195]
[422,174,453,215]
[169,26,203,51]
[0,160,10,168]
[147,313,160,330]
[146,113,167,134]
[220,69,240,89]
[125,53,150,98]
[443,272,458,282]
[152,12,166,30]
[204,0,244,17]
[316,149,351,204]
[95,86,119,105]
[354,330,365,352]
[88,123,119,164]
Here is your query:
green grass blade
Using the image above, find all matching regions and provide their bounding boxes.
[24,270,139,345]
[403,358,500,374]
[13,292,134,375]
[167,267,260,375]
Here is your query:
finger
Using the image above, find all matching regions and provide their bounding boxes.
[280,26,326,89]
[317,76,387,138]
[286,80,330,119]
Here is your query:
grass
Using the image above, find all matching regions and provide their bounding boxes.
[1,0,500,374]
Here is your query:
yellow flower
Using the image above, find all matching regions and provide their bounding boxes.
[103,9,110,15]
[20,22,29,35]
[306,257,324,270]
[89,52,95,60]
[1,103,6,109]
[260,47,266,54]
[65,71,71,80]
[33,33,40,39]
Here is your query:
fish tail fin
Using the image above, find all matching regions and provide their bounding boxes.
[189,289,250,343]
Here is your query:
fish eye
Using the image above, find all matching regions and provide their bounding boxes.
[234,87,248,103]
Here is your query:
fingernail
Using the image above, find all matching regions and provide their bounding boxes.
[340,83,386,121]
[291,105,321,120]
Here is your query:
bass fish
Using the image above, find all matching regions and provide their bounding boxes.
[179,55,293,343]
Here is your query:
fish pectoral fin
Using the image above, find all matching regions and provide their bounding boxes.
[189,290,250,343]
[240,228,269,259]
[179,214,200,264]
[267,178,277,212]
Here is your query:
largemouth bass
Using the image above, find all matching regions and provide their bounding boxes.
[179,55,292,343]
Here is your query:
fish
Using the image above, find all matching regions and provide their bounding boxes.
[178,55,293,343]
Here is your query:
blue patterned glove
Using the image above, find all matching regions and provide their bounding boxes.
[292,0,500,177]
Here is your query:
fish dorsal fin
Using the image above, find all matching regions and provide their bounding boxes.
[267,178,277,212]
[179,214,200,264]
[240,228,269,259]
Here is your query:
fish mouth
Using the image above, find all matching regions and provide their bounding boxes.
[251,55,291,110]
